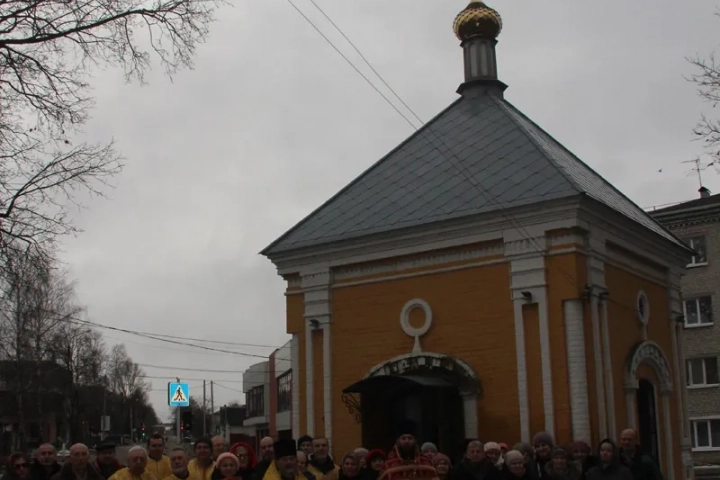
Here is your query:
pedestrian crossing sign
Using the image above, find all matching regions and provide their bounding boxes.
[168,382,190,407]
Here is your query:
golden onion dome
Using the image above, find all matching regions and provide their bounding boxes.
[452,0,502,42]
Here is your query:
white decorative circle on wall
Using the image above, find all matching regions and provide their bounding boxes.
[636,290,650,326]
[400,299,433,353]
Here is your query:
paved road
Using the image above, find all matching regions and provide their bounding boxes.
[116,442,184,465]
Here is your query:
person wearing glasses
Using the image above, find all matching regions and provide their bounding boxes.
[8,452,31,480]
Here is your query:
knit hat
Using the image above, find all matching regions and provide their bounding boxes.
[484,442,501,452]
[297,436,313,449]
[216,453,240,468]
[432,454,451,467]
[551,446,569,459]
[499,443,509,451]
[366,449,385,463]
[532,432,554,447]
[512,443,534,459]
[570,441,591,453]
[505,451,524,465]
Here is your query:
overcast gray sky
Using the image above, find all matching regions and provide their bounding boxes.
[59,0,719,420]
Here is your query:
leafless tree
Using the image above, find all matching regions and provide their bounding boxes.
[0,0,221,256]
[687,15,720,163]
[0,249,78,447]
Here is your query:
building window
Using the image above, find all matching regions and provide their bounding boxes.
[684,296,713,327]
[686,236,708,266]
[246,386,264,418]
[687,357,720,387]
[277,370,292,413]
[692,419,720,450]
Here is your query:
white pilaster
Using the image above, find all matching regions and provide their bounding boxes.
[590,295,607,439]
[625,388,636,430]
[586,229,608,441]
[513,298,530,443]
[600,297,617,439]
[662,393,675,480]
[462,393,479,439]
[291,334,301,437]
[304,321,314,436]
[506,228,552,437]
[564,298,591,441]
[323,323,332,448]
[537,286,555,434]
[301,267,333,437]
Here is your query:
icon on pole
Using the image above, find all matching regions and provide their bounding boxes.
[168,382,190,407]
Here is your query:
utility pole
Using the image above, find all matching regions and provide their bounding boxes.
[210,381,215,434]
[176,377,181,442]
[203,380,207,436]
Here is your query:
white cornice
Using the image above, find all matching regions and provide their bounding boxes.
[271,198,582,275]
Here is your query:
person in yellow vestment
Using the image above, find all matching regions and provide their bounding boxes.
[307,438,339,480]
[109,447,157,480]
[262,440,305,480]
[189,438,216,480]
[163,447,199,480]
[146,434,173,480]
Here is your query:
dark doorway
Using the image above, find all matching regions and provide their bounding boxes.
[636,379,660,464]
[344,375,465,460]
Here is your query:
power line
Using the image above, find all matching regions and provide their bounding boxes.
[283,2,662,324]
[138,363,242,374]
[213,382,244,394]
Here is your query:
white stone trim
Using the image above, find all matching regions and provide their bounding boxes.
[600,298,617,439]
[333,257,506,289]
[291,334,301,438]
[334,243,504,281]
[590,295,607,438]
[662,393,675,480]
[538,287,554,434]
[462,393,479,439]
[323,323,332,446]
[304,321,314,436]
[365,352,480,387]
[513,298,530,443]
[624,340,673,392]
[564,299,591,441]
[625,388,637,430]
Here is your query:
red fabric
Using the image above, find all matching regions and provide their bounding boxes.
[229,442,258,468]
[384,445,432,469]
[366,450,386,464]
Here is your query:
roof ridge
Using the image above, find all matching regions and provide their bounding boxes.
[492,96,583,194]
[260,97,464,255]
[496,97,685,249]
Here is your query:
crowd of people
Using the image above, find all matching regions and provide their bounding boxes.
[2,423,666,480]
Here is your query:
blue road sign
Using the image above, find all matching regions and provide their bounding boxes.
[168,382,190,407]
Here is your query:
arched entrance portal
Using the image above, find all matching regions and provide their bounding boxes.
[624,341,673,475]
[636,379,659,464]
[342,353,481,459]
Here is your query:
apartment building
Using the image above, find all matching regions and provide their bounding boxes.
[652,187,720,471]
[242,340,294,449]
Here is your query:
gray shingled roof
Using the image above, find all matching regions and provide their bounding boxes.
[262,91,685,255]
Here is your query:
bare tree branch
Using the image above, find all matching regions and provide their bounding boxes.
[687,12,720,162]
[0,0,222,259]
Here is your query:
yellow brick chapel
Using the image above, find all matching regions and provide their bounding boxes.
[262,2,694,479]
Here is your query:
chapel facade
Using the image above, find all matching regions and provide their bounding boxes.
[262,2,694,479]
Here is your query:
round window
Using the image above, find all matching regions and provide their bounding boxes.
[636,290,650,325]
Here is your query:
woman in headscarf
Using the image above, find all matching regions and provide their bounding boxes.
[570,442,597,480]
[432,454,451,480]
[543,447,580,480]
[229,442,257,480]
[339,453,362,480]
[503,451,532,480]
[584,440,633,480]
[212,453,242,480]
[511,443,538,480]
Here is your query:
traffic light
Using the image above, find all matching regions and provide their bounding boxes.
[181,411,193,432]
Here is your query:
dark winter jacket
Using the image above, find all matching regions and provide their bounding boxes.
[50,462,105,480]
[30,462,61,480]
[451,459,501,480]
[585,440,634,480]
[95,460,124,480]
[621,449,663,480]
